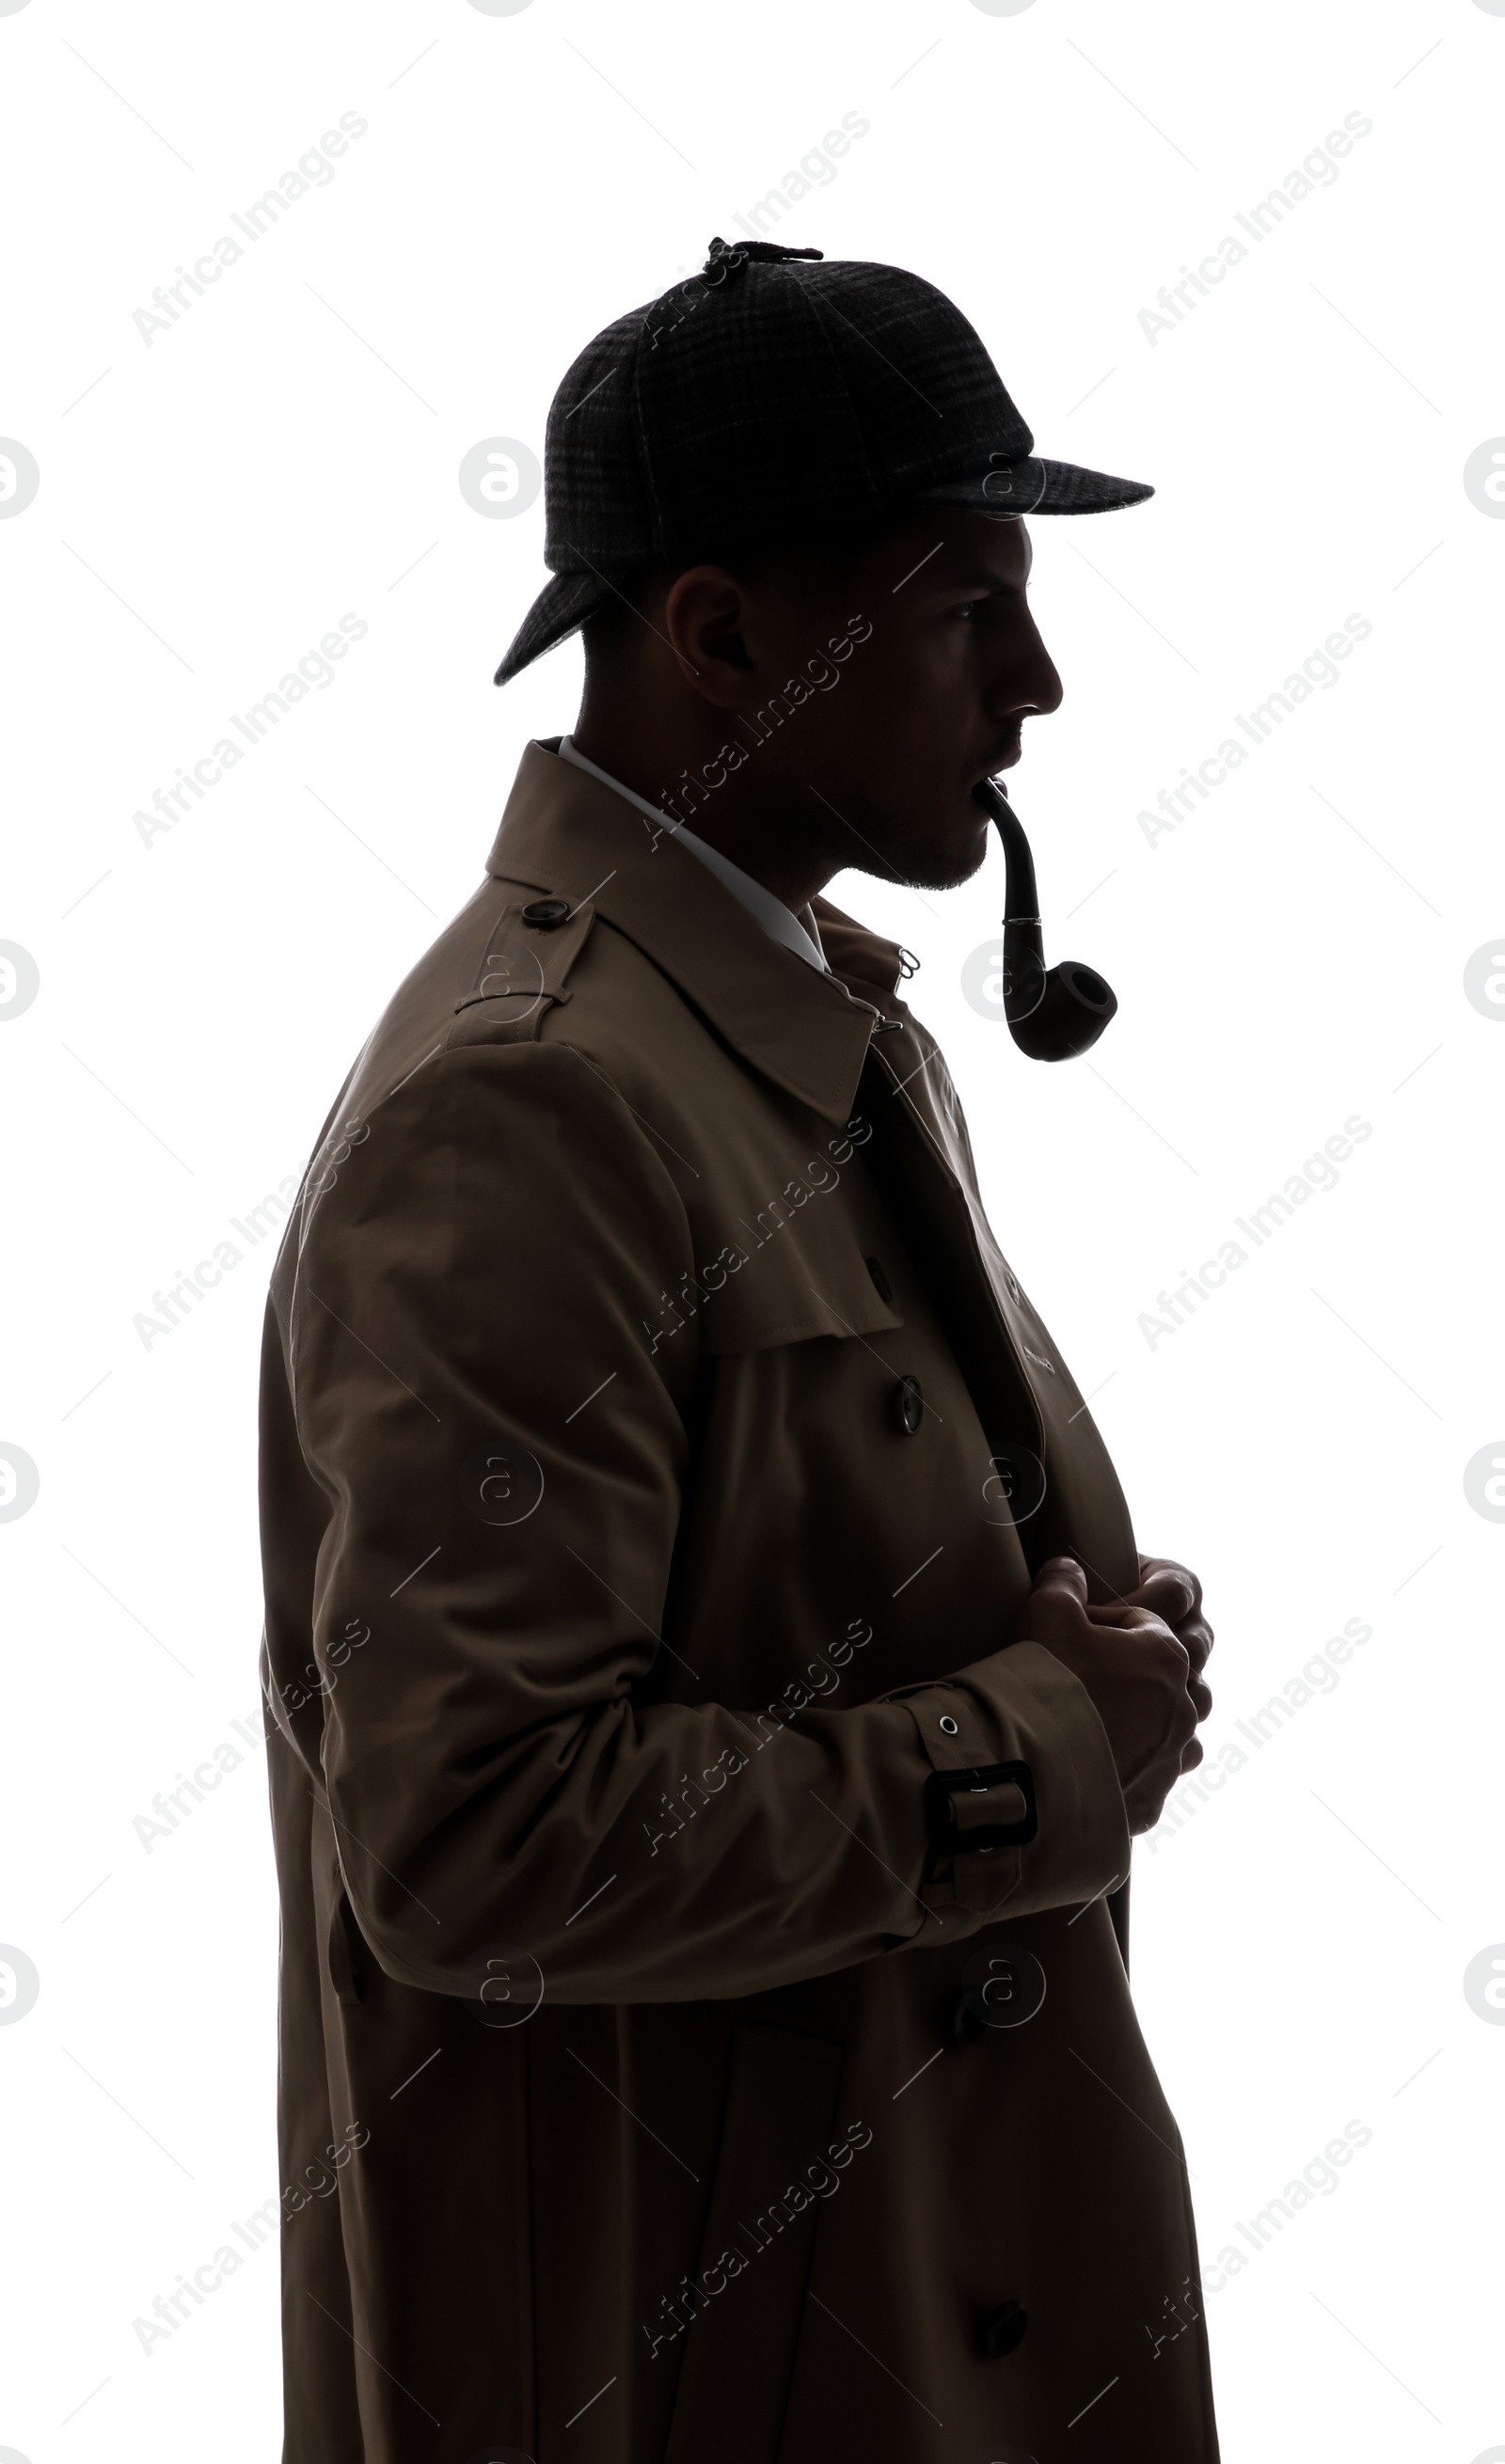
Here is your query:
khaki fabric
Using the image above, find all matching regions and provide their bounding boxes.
[257,740,1219,2461]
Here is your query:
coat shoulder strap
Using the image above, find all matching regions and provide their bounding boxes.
[447,889,597,1048]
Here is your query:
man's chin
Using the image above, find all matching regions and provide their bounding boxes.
[898,806,993,893]
[837,791,992,894]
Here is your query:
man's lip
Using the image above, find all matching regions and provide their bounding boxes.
[985,727,1025,772]
[974,748,1022,794]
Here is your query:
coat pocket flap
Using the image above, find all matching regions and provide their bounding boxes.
[687,1228,904,1358]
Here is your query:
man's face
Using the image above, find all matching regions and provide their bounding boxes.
[710,509,1064,892]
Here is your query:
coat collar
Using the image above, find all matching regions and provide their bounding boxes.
[483,739,911,1129]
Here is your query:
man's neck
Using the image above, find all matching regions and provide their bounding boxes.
[568,713,838,917]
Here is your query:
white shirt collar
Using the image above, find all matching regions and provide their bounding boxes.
[556,734,829,974]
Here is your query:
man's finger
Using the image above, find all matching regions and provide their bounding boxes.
[1180,1614,1214,1673]
[1086,1600,1181,1637]
[1133,1567,1201,1626]
[1033,1555,1089,1600]
[1123,1567,1199,1629]
[1133,1556,1203,1615]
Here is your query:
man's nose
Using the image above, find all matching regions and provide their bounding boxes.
[990,620,1063,719]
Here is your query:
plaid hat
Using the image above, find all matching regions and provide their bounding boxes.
[494,238,1152,687]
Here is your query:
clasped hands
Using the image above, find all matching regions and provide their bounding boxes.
[1008,1552,1213,1835]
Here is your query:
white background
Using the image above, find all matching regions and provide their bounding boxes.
[1,0,1502,2456]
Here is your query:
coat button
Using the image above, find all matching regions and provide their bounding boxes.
[892,1375,923,1434]
[941,1986,985,2046]
[978,2300,1028,2358]
[521,897,571,928]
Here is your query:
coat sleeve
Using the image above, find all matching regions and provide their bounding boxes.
[262,1039,1128,2006]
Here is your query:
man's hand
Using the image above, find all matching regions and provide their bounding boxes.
[1006,1556,1212,1835]
[1119,1554,1214,1725]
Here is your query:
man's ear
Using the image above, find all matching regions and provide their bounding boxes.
[662,566,759,711]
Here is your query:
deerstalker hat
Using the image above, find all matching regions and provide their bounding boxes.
[494,237,1152,686]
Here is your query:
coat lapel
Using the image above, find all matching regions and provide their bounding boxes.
[485,744,1138,1603]
[484,743,882,1128]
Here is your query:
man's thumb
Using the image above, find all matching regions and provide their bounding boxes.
[1035,1554,1087,1600]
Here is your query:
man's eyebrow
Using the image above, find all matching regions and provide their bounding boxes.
[921,564,1024,592]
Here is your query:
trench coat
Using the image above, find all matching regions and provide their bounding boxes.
[257,739,1220,2463]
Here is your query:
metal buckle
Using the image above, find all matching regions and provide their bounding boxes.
[924,1761,1038,1855]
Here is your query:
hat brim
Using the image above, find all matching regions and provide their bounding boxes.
[492,454,1153,685]
[493,567,616,687]
[915,454,1153,516]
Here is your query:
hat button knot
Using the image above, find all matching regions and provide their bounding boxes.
[701,235,824,281]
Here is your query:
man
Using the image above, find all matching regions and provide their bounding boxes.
[258,238,1220,2463]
